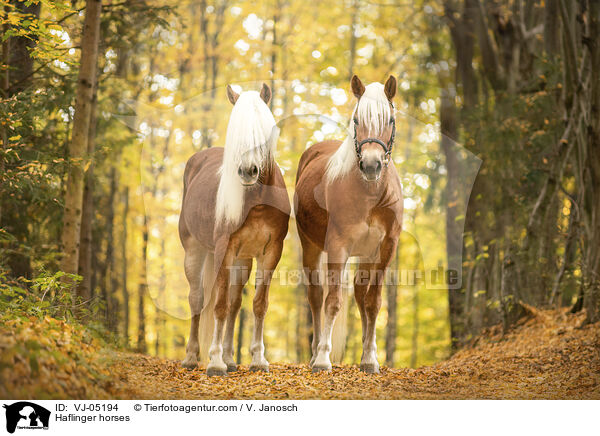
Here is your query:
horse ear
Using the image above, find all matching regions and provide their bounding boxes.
[260,83,271,104]
[351,75,365,99]
[384,75,397,101]
[226,85,239,105]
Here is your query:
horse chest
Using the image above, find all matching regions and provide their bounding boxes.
[233,222,275,259]
[348,219,386,259]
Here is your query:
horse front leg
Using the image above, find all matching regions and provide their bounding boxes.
[353,260,373,365]
[250,241,283,372]
[207,251,234,377]
[312,244,348,372]
[361,237,397,374]
[222,259,252,372]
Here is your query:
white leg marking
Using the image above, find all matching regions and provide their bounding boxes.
[361,320,380,373]
[222,285,243,371]
[249,315,269,371]
[312,314,336,371]
[207,318,228,376]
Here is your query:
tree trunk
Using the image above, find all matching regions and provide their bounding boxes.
[1,2,41,280]
[348,0,359,79]
[155,237,167,356]
[121,187,129,346]
[410,282,419,368]
[91,242,98,299]
[0,23,8,226]
[7,0,40,95]
[295,245,307,363]
[583,0,600,322]
[103,166,117,329]
[440,86,463,352]
[544,0,560,56]
[385,248,398,367]
[60,0,102,290]
[77,84,98,303]
[270,3,279,110]
[137,211,148,353]
[440,0,480,348]
[236,287,246,364]
[154,304,161,356]
[443,0,479,108]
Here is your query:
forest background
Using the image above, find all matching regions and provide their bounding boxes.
[1,0,599,369]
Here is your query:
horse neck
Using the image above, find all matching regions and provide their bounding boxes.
[259,155,277,186]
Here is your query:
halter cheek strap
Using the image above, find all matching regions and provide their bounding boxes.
[354,117,396,165]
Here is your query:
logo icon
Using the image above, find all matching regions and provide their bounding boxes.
[2,402,50,434]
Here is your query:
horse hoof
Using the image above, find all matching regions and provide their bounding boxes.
[311,364,332,373]
[181,358,198,370]
[360,363,380,374]
[249,364,269,373]
[226,363,238,373]
[206,367,228,377]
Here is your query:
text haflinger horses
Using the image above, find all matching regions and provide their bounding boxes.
[294,75,403,373]
[178,84,290,376]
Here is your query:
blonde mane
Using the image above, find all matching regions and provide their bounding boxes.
[215,90,278,225]
[325,82,392,182]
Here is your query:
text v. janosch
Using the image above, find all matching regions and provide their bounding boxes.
[142,403,298,412]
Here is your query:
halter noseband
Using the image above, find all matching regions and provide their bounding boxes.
[353,116,396,165]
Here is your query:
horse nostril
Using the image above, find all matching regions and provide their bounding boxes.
[238,167,243,177]
[359,160,365,171]
[251,165,258,176]
[375,160,382,172]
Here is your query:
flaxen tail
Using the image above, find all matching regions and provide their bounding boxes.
[198,254,216,363]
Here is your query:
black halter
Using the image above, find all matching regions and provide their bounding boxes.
[353,116,396,164]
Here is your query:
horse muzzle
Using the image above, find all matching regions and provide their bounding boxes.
[238,164,260,186]
[359,158,382,181]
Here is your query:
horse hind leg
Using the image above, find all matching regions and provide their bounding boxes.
[222,258,252,372]
[182,238,208,369]
[299,232,324,368]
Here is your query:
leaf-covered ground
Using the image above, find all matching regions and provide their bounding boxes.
[2,308,599,399]
[0,315,119,399]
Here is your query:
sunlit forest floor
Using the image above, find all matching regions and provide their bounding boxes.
[2,307,598,400]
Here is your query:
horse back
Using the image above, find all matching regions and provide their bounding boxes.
[180,148,222,247]
[294,141,342,249]
[295,140,342,184]
[183,147,223,192]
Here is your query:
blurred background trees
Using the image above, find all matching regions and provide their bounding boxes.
[1,0,598,367]
[437,0,600,346]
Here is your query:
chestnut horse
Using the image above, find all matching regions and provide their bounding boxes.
[179,84,290,376]
[295,75,403,373]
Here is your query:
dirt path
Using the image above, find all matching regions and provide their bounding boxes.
[112,308,600,399]
[2,308,597,399]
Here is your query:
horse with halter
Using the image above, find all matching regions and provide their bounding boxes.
[294,75,403,373]
[179,84,290,376]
